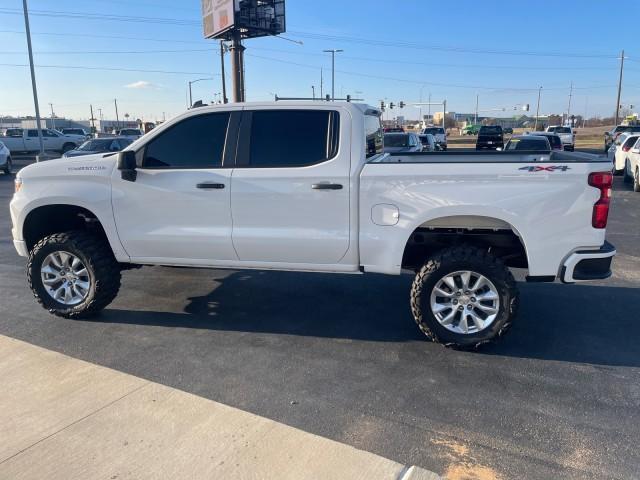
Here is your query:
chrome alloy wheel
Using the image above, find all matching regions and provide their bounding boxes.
[430,270,500,335]
[40,251,90,305]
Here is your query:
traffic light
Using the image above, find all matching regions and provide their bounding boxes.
[399,101,405,109]
[389,102,395,109]
[523,104,530,111]
[380,100,386,111]
[346,95,351,102]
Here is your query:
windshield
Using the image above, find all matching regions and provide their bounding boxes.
[506,137,549,151]
[78,139,113,151]
[423,128,444,135]
[384,134,409,147]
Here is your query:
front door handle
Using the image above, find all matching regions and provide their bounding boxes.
[312,183,343,190]
[196,182,225,189]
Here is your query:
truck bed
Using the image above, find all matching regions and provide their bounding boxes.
[370,151,610,164]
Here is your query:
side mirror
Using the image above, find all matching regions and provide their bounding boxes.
[117,150,137,182]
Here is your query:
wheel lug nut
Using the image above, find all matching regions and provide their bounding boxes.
[471,297,476,303]
[452,299,458,305]
[458,306,464,311]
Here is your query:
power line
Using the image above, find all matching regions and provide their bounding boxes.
[0,62,218,76]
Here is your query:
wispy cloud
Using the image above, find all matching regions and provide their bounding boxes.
[124,80,158,89]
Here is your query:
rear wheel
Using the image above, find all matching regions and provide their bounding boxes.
[410,246,519,348]
[27,231,121,318]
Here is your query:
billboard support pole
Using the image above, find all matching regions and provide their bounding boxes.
[230,29,245,103]
[220,41,228,104]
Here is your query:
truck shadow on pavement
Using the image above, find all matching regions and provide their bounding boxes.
[104,269,640,368]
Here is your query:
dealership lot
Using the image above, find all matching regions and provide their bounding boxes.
[1,156,639,479]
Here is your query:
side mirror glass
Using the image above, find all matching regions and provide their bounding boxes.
[117,150,137,182]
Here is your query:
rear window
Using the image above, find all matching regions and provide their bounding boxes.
[548,126,571,134]
[479,126,503,134]
[623,136,639,148]
[365,113,383,158]
[506,137,549,151]
[423,127,444,135]
[384,134,409,147]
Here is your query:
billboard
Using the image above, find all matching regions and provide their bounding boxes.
[202,0,236,39]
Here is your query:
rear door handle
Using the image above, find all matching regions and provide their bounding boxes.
[312,183,343,190]
[196,182,225,189]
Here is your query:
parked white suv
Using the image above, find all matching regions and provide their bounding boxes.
[546,126,575,151]
[10,102,616,348]
[608,132,640,174]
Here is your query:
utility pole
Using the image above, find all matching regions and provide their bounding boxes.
[534,86,542,131]
[48,103,56,130]
[220,41,228,104]
[475,94,479,124]
[323,49,343,101]
[428,93,432,121]
[583,97,588,128]
[320,68,324,99]
[615,49,625,126]
[22,0,44,158]
[311,85,315,100]
[442,100,447,131]
[89,104,95,133]
[230,29,245,102]
[114,98,120,130]
[566,81,573,125]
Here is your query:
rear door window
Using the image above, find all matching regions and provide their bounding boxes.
[248,110,340,167]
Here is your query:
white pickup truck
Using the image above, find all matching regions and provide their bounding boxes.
[1,128,86,154]
[10,102,616,348]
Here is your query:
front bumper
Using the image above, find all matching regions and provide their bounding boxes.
[561,241,616,283]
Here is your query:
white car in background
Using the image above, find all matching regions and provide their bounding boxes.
[608,132,640,174]
[624,137,640,191]
[0,141,11,175]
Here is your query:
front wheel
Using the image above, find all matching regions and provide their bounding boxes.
[2,157,11,175]
[410,246,519,348]
[27,231,121,318]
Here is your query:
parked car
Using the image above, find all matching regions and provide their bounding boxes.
[0,128,85,154]
[525,132,563,151]
[418,134,437,151]
[61,128,90,138]
[608,133,640,174]
[503,127,514,135]
[0,140,11,175]
[116,128,144,139]
[623,137,640,191]
[476,125,504,150]
[10,102,616,349]
[383,132,422,153]
[604,125,640,152]
[62,137,133,158]
[422,126,447,150]
[504,135,551,151]
[546,126,575,151]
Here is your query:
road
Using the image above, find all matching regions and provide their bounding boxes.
[1,155,639,480]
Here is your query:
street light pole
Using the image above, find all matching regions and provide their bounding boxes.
[220,41,228,104]
[22,0,44,158]
[49,103,56,130]
[188,78,214,108]
[475,94,479,124]
[534,86,542,131]
[323,49,343,101]
[311,85,315,100]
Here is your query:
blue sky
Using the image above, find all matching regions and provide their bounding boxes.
[1,0,640,122]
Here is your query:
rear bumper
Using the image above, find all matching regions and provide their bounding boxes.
[561,241,616,283]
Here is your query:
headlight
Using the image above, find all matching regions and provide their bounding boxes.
[14,177,22,193]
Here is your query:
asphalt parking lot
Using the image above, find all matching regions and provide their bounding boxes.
[1,155,639,480]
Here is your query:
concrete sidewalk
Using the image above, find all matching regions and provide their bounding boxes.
[0,335,440,480]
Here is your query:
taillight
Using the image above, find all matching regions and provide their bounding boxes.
[588,172,612,229]
[623,145,631,152]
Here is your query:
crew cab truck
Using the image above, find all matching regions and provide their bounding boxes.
[546,126,575,151]
[10,102,616,348]
[2,128,85,154]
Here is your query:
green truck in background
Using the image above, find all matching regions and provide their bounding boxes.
[463,124,482,135]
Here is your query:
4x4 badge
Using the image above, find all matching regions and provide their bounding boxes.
[519,165,571,172]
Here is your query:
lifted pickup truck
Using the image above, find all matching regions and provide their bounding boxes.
[1,128,85,154]
[10,102,616,348]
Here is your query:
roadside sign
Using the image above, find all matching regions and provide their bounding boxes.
[202,0,236,39]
